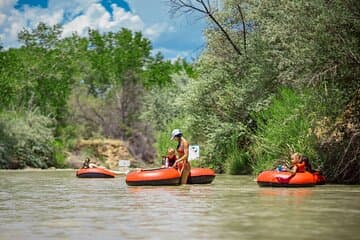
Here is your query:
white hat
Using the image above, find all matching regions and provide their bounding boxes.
[170,129,182,140]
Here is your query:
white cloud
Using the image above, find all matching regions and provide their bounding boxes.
[61,3,146,38]
[0,0,17,10]
[0,1,64,47]
[0,0,168,48]
[144,23,174,40]
[0,0,205,60]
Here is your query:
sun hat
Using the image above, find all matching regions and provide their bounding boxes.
[170,129,182,140]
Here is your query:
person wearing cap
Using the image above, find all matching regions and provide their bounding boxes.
[170,129,191,184]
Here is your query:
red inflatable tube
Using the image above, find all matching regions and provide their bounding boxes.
[126,167,216,186]
[126,168,181,186]
[187,168,216,184]
[76,168,115,178]
[257,170,316,187]
[313,171,326,185]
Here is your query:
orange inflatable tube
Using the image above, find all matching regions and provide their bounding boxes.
[257,170,316,187]
[187,168,216,184]
[313,171,326,185]
[126,167,216,186]
[76,168,115,178]
[126,168,181,186]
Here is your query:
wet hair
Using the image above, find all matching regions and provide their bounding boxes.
[175,133,182,138]
[301,155,314,172]
[82,158,91,168]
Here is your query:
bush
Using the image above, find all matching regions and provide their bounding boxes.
[204,122,251,173]
[225,148,251,175]
[0,122,17,168]
[0,109,55,169]
[250,88,319,174]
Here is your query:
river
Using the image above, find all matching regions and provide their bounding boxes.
[0,170,359,240]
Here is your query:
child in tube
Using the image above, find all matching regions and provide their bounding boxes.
[162,148,177,168]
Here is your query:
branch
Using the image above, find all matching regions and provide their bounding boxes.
[333,132,360,179]
[237,4,247,54]
[169,0,242,56]
[170,0,207,15]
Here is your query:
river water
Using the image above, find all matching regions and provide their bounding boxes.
[0,170,359,240]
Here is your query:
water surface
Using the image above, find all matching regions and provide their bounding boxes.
[0,170,359,240]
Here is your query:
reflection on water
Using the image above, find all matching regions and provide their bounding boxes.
[258,188,313,197]
[0,171,359,240]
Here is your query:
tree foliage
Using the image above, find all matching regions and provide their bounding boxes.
[0,109,55,169]
[0,22,185,168]
[163,0,360,180]
[1,0,359,182]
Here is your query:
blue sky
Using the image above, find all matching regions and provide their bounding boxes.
[0,0,206,60]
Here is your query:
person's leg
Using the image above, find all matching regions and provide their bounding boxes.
[180,163,191,184]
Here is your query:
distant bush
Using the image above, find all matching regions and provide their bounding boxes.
[0,110,55,169]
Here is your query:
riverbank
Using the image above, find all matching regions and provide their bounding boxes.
[0,167,136,176]
[0,168,76,172]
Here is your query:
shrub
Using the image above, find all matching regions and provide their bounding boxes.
[0,109,55,169]
[250,88,319,174]
[205,122,251,173]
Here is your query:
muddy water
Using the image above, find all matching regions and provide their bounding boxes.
[0,171,359,240]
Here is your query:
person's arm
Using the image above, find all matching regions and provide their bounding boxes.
[173,157,184,167]
[89,163,97,168]
[287,165,297,175]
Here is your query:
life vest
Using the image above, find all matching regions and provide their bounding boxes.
[295,161,306,172]
[167,155,177,167]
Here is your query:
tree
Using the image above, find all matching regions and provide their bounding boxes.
[16,23,77,121]
[68,28,182,162]
[164,0,360,177]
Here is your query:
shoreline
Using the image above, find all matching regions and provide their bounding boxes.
[0,167,131,175]
[0,168,76,172]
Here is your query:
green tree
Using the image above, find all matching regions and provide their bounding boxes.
[14,23,77,122]
[164,0,359,176]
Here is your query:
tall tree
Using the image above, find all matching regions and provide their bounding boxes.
[16,23,77,121]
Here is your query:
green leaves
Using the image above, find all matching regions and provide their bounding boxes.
[250,88,320,174]
[18,22,62,49]
[158,1,359,175]
[0,22,188,168]
[0,109,55,169]
[84,29,177,96]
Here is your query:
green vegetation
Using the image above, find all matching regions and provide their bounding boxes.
[250,88,320,174]
[0,23,184,168]
[0,109,54,169]
[0,1,359,183]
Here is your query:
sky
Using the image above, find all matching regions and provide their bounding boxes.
[0,0,206,60]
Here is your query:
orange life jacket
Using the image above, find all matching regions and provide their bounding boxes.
[295,161,306,172]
